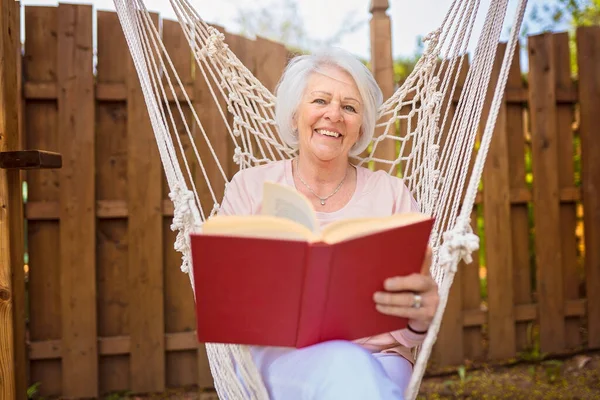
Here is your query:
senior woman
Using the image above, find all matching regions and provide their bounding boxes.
[218,47,439,399]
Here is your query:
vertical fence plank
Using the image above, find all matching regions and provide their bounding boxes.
[484,43,516,360]
[458,55,484,364]
[162,18,200,390]
[254,36,287,94]
[127,12,166,393]
[57,5,97,397]
[576,26,600,349]
[254,36,288,162]
[24,6,62,397]
[193,25,230,218]
[0,1,22,399]
[434,266,464,366]
[227,33,256,177]
[528,33,565,353]
[225,31,253,177]
[433,56,470,367]
[463,212,483,361]
[96,10,131,394]
[506,44,532,353]
[553,32,581,350]
[192,26,230,389]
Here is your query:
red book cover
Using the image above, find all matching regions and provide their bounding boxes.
[190,217,433,348]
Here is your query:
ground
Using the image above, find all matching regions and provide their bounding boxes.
[417,350,600,399]
[35,351,600,399]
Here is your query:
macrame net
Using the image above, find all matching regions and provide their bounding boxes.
[112,0,527,398]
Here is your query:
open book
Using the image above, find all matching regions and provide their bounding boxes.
[190,181,434,348]
[201,181,431,243]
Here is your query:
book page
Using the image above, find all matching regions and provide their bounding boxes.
[202,215,316,241]
[261,181,319,234]
[321,212,431,244]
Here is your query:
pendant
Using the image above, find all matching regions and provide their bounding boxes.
[320,199,326,205]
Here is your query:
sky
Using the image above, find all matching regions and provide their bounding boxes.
[20,0,570,60]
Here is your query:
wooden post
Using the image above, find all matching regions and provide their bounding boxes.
[369,0,396,171]
[577,26,600,349]
[0,1,24,399]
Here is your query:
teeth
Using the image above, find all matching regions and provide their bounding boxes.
[317,129,341,138]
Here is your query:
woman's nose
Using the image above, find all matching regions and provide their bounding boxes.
[325,104,343,122]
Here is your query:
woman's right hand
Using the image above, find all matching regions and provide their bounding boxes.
[373,247,439,331]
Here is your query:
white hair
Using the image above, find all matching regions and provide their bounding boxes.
[274,47,383,157]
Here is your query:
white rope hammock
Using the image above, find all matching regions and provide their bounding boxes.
[112,0,527,398]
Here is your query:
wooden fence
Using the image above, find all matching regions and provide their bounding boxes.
[11,3,600,399]
[20,4,289,398]
[432,28,600,369]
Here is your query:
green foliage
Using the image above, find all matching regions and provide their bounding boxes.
[393,56,419,84]
[103,391,133,400]
[529,0,600,30]
[27,382,41,399]
[393,36,425,84]
[518,323,548,362]
[525,0,600,74]
[457,365,473,385]
[542,359,565,384]
[479,273,488,301]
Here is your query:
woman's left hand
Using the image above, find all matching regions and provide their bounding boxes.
[373,246,439,332]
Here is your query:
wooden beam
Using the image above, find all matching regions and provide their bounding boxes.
[25,199,175,220]
[0,150,62,169]
[29,332,201,360]
[27,299,588,360]
[0,1,25,399]
[24,81,195,102]
[473,187,581,205]
[21,187,587,220]
[22,81,581,107]
[462,299,587,327]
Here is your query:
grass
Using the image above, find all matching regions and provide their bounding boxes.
[418,351,600,399]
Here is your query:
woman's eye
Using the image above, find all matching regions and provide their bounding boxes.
[313,98,326,104]
[344,105,357,113]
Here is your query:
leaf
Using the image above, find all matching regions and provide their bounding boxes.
[27,382,41,399]
[458,365,467,383]
[575,355,592,369]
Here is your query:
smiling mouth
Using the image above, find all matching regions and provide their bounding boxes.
[315,129,342,138]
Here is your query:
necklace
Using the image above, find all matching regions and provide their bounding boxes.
[295,158,348,206]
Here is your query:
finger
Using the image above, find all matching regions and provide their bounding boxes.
[376,304,436,321]
[373,291,414,307]
[421,246,433,276]
[384,273,436,292]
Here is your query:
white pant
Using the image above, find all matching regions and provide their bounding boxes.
[248,340,411,399]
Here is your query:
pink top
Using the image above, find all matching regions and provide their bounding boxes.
[218,159,426,363]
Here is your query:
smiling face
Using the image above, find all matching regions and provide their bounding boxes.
[293,65,364,163]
